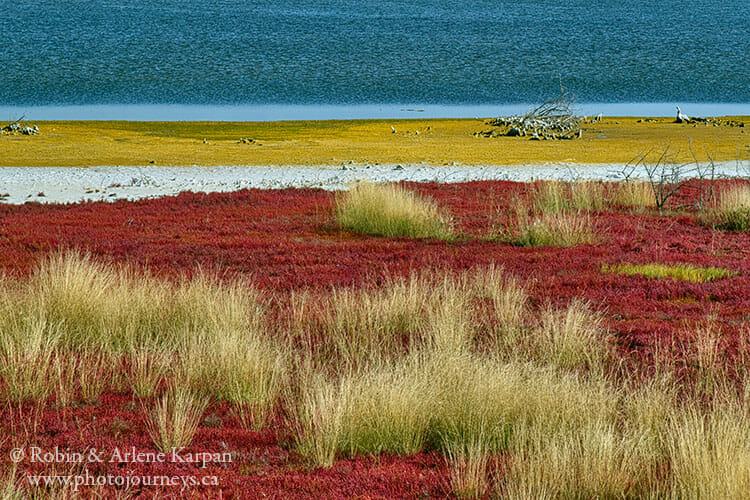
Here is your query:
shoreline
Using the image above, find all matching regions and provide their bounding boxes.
[3,103,750,122]
[2,161,748,205]
[0,116,747,168]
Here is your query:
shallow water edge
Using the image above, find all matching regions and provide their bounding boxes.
[3,103,750,122]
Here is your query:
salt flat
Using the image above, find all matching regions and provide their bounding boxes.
[1,162,747,205]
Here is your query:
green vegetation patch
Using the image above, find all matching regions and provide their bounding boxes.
[602,263,737,283]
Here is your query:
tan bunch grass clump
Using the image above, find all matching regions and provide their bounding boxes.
[533,180,607,213]
[446,434,492,499]
[497,179,663,247]
[501,206,598,247]
[0,317,59,403]
[703,183,750,231]
[611,181,655,209]
[0,250,288,433]
[180,327,287,430]
[145,385,209,452]
[282,264,750,498]
[3,251,750,498]
[533,179,655,213]
[533,180,572,213]
[335,181,455,240]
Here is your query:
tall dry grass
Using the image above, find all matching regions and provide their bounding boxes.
[0,465,23,500]
[145,385,209,452]
[501,206,598,247]
[335,182,455,240]
[316,274,436,368]
[0,251,288,430]
[126,346,173,399]
[533,180,572,213]
[292,313,620,464]
[533,180,608,213]
[284,264,750,498]
[179,327,287,430]
[570,181,608,211]
[668,406,750,499]
[446,433,492,499]
[534,179,654,213]
[471,266,528,354]
[2,251,750,497]
[0,316,58,403]
[21,251,257,351]
[499,418,662,499]
[612,181,655,210]
[703,183,750,231]
[534,300,611,373]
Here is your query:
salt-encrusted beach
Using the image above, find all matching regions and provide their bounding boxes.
[1,161,747,204]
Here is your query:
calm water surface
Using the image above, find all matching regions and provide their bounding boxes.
[1,1,747,117]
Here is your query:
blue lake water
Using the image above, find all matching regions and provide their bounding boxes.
[1,0,748,119]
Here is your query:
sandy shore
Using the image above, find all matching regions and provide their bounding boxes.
[1,161,748,205]
[1,117,747,167]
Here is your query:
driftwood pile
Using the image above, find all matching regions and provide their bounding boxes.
[1,118,39,136]
[481,96,582,140]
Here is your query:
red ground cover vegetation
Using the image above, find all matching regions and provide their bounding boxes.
[0,180,747,498]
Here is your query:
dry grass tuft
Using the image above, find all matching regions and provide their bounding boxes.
[570,180,608,211]
[5,251,750,497]
[499,419,659,499]
[501,206,598,247]
[668,405,750,499]
[0,464,23,500]
[533,180,607,213]
[612,181,655,210]
[335,182,455,240]
[178,324,286,430]
[293,375,345,468]
[0,317,58,403]
[533,300,611,373]
[0,250,287,420]
[533,179,653,213]
[316,274,435,368]
[145,385,209,452]
[446,434,492,499]
[703,183,750,231]
[471,266,529,354]
[126,346,173,399]
[77,352,111,404]
[294,348,620,468]
[23,250,256,351]
[533,180,571,213]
